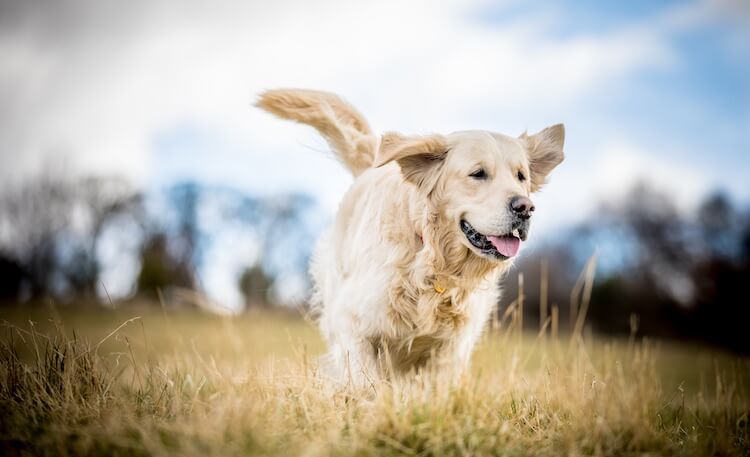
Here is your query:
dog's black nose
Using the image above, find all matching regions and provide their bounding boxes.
[510,196,535,220]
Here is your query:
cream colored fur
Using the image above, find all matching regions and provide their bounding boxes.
[257,89,565,384]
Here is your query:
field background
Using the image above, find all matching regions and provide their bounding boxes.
[2,304,748,457]
[2,1,749,455]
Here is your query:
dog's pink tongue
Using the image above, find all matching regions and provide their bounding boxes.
[487,235,521,257]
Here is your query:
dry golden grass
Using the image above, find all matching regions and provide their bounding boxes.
[0,304,748,456]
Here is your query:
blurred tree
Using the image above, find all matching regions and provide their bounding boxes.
[238,264,274,308]
[64,176,142,298]
[136,232,195,297]
[0,253,27,302]
[0,174,74,299]
[132,181,203,302]
[606,183,694,301]
[688,192,750,352]
[231,191,316,308]
[0,174,141,302]
[585,184,691,336]
[695,192,742,261]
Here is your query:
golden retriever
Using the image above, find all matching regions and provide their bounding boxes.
[257,89,564,384]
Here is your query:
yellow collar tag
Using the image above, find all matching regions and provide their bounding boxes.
[433,283,446,294]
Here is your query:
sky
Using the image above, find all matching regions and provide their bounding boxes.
[1,0,748,307]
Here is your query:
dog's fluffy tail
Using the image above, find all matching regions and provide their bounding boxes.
[256,89,378,176]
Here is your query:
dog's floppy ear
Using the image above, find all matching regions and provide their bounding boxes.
[373,132,448,189]
[521,124,565,192]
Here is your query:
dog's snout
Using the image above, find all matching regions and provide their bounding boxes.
[510,196,535,220]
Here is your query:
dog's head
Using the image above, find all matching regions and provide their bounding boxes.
[374,126,564,262]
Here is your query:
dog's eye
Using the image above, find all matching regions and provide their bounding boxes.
[517,171,526,182]
[469,169,487,180]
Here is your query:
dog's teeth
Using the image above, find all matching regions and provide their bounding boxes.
[512,229,520,238]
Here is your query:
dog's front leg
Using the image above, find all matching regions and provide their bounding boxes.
[326,335,380,388]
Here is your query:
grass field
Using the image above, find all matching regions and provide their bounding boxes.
[1,304,748,456]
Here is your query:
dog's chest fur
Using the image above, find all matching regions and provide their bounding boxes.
[374,251,501,372]
[376,289,464,370]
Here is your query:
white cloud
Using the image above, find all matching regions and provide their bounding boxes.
[0,0,675,196]
[588,142,714,207]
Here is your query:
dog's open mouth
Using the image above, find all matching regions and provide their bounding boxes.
[460,220,522,260]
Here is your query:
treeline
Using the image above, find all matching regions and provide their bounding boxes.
[504,183,750,353]
[2,174,749,352]
[0,174,316,309]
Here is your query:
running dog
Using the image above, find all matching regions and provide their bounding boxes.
[257,89,564,383]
